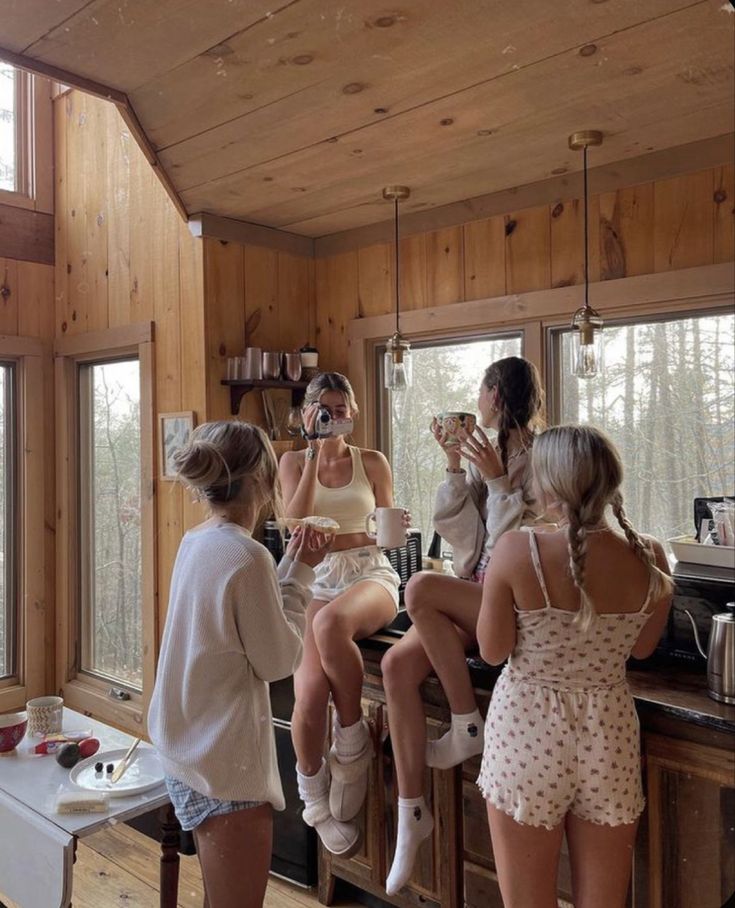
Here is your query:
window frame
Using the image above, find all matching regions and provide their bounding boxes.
[0,359,18,682]
[0,63,53,212]
[56,324,156,734]
[0,337,46,713]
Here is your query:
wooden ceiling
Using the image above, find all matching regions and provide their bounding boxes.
[2,0,733,238]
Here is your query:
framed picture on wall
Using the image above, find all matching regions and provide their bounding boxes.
[159,412,196,480]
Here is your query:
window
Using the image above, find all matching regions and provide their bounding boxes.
[79,358,143,691]
[554,311,735,548]
[385,334,523,551]
[0,64,17,192]
[0,363,17,679]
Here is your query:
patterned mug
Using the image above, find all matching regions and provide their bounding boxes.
[26,696,64,737]
[436,411,477,446]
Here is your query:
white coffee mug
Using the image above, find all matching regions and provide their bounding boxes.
[365,508,407,549]
[26,695,64,737]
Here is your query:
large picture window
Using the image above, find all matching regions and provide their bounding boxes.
[386,334,522,550]
[0,363,17,680]
[554,311,735,549]
[79,358,143,691]
[0,63,17,193]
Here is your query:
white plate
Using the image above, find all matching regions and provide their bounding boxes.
[69,747,165,797]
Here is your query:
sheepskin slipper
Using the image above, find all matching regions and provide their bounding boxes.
[328,740,373,822]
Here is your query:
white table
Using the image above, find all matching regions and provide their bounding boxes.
[0,709,179,908]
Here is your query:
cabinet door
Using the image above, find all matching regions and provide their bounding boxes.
[645,733,735,908]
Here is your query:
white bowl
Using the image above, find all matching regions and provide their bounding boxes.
[669,535,735,569]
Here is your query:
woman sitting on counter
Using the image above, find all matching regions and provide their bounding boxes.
[279,372,404,857]
[476,425,673,908]
[381,355,544,895]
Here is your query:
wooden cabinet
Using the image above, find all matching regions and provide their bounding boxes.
[643,732,735,908]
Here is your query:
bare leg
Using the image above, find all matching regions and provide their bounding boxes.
[487,804,564,908]
[565,814,638,908]
[312,581,397,727]
[381,627,433,798]
[405,572,482,714]
[193,804,272,908]
[291,599,331,776]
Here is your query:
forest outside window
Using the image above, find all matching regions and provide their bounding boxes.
[79,358,143,691]
[0,63,32,200]
[0,362,17,682]
[553,311,735,551]
[382,333,523,551]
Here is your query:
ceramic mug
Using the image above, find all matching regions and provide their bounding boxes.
[26,695,64,737]
[365,508,407,549]
[437,411,477,446]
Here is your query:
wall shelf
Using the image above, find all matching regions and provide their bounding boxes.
[221,379,309,415]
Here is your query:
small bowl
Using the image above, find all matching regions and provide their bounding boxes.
[0,711,28,753]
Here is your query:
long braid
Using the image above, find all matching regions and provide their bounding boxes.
[612,492,672,603]
[566,504,596,632]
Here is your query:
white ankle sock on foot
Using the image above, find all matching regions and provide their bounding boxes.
[297,761,360,856]
[385,797,434,895]
[425,709,484,769]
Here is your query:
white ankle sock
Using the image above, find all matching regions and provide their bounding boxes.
[425,709,484,769]
[296,760,329,799]
[333,716,369,762]
[385,796,434,896]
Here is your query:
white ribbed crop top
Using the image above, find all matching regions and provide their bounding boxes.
[312,447,376,536]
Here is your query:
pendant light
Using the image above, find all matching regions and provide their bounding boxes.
[383,185,412,392]
[568,130,604,379]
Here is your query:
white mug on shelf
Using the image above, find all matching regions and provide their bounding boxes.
[365,508,407,549]
[26,695,64,737]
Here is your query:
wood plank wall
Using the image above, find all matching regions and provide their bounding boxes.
[54,91,314,636]
[315,165,734,378]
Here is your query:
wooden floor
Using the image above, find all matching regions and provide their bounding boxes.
[0,824,360,908]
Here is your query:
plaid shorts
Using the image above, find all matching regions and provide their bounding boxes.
[165,776,263,831]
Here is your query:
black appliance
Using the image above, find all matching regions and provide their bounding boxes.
[263,528,422,886]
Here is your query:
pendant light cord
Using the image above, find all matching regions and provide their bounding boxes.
[583,143,589,310]
[394,196,400,334]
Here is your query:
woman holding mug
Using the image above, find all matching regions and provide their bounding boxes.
[381,355,544,894]
[279,372,404,855]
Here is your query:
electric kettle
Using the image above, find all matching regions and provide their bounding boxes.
[684,602,735,705]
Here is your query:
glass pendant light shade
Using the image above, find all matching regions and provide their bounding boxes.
[383,185,412,392]
[384,332,413,390]
[570,306,604,378]
[568,130,604,381]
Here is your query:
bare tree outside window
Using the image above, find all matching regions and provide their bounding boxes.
[0,64,16,192]
[558,313,735,551]
[388,336,523,551]
[80,359,142,690]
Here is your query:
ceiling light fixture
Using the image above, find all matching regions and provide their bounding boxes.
[383,185,412,392]
[568,130,604,379]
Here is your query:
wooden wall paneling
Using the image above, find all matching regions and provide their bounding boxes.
[504,206,551,294]
[598,183,655,281]
[16,261,49,337]
[106,102,133,328]
[128,141,157,326]
[426,226,463,308]
[84,95,109,332]
[204,239,245,421]
[0,204,54,265]
[54,94,70,336]
[152,203,182,633]
[315,251,359,379]
[399,234,427,312]
[0,257,19,334]
[178,222,206,533]
[462,216,505,302]
[64,91,91,335]
[241,243,278,425]
[549,196,600,289]
[358,243,393,319]
[713,163,734,266]
[277,252,312,354]
[654,170,715,272]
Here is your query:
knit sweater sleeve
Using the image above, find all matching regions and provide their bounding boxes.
[433,463,487,579]
[233,548,314,683]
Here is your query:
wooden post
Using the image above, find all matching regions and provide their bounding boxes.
[159,803,181,908]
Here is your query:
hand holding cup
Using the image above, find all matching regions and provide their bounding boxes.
[457,426,505,480]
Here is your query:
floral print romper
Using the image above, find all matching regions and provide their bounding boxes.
[477,530,653,829]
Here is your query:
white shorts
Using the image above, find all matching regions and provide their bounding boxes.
[311,546,400,609]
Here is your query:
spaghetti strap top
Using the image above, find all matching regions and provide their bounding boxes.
[311,447,376,536]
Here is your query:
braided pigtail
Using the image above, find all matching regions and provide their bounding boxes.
[611,492,673,605]
[566,504,597,632]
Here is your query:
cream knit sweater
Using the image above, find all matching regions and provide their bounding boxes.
[148,523,314,809]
